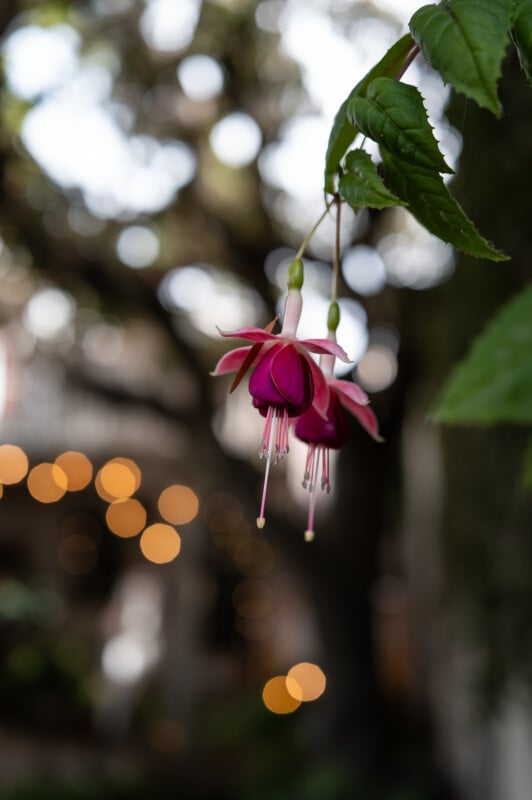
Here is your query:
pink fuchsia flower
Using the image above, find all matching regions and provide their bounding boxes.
[212,286,351,528]
[294,342,382,542]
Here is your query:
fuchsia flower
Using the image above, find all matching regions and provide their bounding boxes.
[212,288,350,528]
[294,343,382,541]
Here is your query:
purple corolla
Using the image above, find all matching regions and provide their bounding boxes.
[213,288,350,527]
[294,343,382,541]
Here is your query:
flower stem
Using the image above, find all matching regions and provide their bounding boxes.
[395,43,420,81]
[295,197,336,262]
[331,195,342,304]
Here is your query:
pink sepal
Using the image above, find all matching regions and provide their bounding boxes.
[216,325,277,343]
[330,378,369,406]
[301,338,351,363]
[211,345,254,376]
[305,355,330,417]
[336,393,383,441]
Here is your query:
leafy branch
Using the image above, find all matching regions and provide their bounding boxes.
[324,0,531,261]
[323,0,532,485]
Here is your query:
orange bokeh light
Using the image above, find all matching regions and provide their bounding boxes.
[106,498,147,538]
[0,444,29,485]
[286,662,326,702]
[95,457,141,501]
[140,523,181,564]
[27,463,67,503]
[158,484,199,525]
[54,451,93,491]
[262,676,302,714]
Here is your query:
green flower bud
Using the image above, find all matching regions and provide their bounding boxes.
[287,257,304,290]
[327,301,340,332]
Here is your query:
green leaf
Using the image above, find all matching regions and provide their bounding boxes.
[410,0,513,115]
[511,0,532,82]
[324,34,417,193]
[338,149,407,211]
[348,78,452,173]
[381,149,509,261]
[433,284,532,424]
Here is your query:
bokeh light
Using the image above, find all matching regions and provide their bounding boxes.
[377,209,455,289]
[27,463,68,503]
[106,498,147,538]
[287,662,326,702]
[22,288,75,341]
[210,112,262,168]
[140,524,181,564]
[116,225,160,268]
[22,98,196,219]
[158,265,263,335]
[355,326,400,393]
[262,676,302,714]
[342,244,387,296]
[54,451,93,491]
[356,345,398,392]
[101,633,150,684]
[139,0,200,54]
[158,484,199,525]
[96,457,141,501]
[178,54,224,101]
[58,533,98,575]
[0,445,29,485]
[3,24,80,101]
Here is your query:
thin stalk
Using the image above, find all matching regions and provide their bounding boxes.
[395,43,420,81]
[331,194,342,304]
[295,197,336,261]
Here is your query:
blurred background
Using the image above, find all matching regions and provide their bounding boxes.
[0,1,531,798]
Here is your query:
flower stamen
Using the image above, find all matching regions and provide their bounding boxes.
[256,407,291,528]
[304,444,322,542]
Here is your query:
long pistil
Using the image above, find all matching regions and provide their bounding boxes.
[304,445,322,542]
[256,409,278,529]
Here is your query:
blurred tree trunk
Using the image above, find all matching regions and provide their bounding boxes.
[393,49,532,798]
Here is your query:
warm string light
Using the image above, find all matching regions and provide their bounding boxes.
[262,662,327,714]
[0,443,199,567]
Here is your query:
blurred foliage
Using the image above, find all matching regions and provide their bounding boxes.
[0,578,60,623]
[432,284,532,425]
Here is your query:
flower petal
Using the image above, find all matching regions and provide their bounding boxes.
[230,342,264,392]
[336,393,383,441]
[216,325,278,343]
[304,354,329,417]
[249,344,286,407]
[300,338,351,363]
[294,393,348,449]
[330,378,369,406]
[211,345,254,376]
[270,344,312,410]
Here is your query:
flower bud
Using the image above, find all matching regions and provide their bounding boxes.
[287,257,304,290]
[327,301,340,332]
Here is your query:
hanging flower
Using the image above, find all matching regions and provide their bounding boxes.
[212,264,350,528]
[294,332,382,541]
